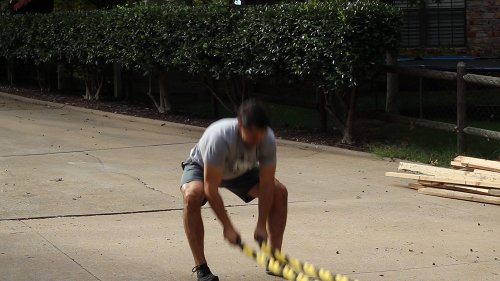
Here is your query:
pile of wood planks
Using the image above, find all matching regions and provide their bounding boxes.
[386,156,500,205]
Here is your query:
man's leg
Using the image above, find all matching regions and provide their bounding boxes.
[268,180,288,250]
[181,181,207,266]
[247,179,288,250]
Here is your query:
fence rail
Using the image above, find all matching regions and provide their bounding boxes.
[463,73,500,87]
[384,56,500,153]
[385,65,457,81]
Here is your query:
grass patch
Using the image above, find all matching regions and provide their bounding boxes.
[359,119,500,166]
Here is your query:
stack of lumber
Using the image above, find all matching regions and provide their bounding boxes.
[385,156,500,205]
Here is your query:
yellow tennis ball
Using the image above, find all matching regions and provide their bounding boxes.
[268,258,282,275]
[304,262,317,277]
[256,252,267,266]
[283,265,296,281]
[290,257,302,272]
[261,241,272,256]
[297,272,310,281]
[274,249,287,263]
[335,274,348,281]
[319,268,334,281]
[242,244,253,258]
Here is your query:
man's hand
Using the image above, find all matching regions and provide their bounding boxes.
[224,224,241,245]
[254,224,268,244]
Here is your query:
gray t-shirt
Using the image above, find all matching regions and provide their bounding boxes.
[187,118,276,180]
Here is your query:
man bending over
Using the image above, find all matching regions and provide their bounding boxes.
[180,100,288,281]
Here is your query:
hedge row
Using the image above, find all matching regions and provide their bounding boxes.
[0,1,401,89]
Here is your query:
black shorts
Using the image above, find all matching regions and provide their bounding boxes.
[180,160,259,205]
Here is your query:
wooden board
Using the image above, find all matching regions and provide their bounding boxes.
[418,180,491,192]
[407,183,424,190]
[456,156,500,169]
[473,169,500,177]
[453,156,500,173]
[385,172,500,189]
[416,181,494,196]
[450,160,470,169]
[490,189,500,196]
[418,187,500,206]
[398,162,500,182]
[412,181,500,196]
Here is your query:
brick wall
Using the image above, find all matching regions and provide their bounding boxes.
[466,0,500,56]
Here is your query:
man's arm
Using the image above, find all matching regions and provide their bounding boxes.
[255,164,276,242]
[204,163,240,244]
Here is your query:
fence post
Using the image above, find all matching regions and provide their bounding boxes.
[386,51,399,113]
[457,61,466,154]
[418,76,424,118]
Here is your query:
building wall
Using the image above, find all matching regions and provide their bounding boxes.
[466,0,500,55]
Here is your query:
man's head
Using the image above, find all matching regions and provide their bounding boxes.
[237,99,270,147]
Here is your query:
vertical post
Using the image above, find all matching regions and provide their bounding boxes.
[57,63,66,90]
[457,61,466,154]
[386,52,399,113]
[113,63,123,100]
[419,77,424,118]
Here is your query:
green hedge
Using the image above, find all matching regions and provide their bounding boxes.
[0,1,400,88]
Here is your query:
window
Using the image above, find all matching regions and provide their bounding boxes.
[394,0,465,47]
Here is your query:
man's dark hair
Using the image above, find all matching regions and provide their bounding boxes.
[238,99,270,129]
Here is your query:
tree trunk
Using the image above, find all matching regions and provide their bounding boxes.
[84,67,90,99]
[35,64,44,92]
[158,71,171,114]
[211,94,219,118]
[203,77,234,115]
[83,66,104,100]
[57,63,67,91]
[84,80,92,100]
[342,86,358,144]
[224,79,238,112]
[7,58,14,86]
[145,71,170,114]
[113,62,123,100]
[93,72,104,100]
[122,68,130,101]
[35,64,52,92]
[48,63,57,91]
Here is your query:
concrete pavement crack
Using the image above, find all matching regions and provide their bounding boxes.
[19,221,102,281]
[85,152,105,170]
[1,200,307,221]
[0,142,196,158]
[111,171,172,197]
[2,208,184,221]
[82,152,174,198]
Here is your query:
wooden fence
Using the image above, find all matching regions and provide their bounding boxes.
[384,57,500,154]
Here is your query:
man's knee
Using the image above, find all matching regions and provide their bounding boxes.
[182,182,205,211]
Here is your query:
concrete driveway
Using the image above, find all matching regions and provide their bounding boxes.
[1,93,499,281]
